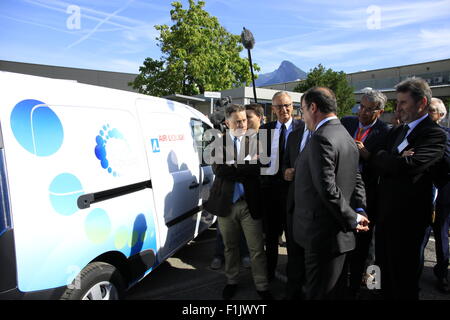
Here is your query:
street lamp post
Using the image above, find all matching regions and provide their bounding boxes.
[241,27,257,103]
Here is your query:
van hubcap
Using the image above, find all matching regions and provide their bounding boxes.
[82,281,119,300]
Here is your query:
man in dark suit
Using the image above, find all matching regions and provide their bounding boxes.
[281,96,308,299]
[340,89,390,297]
[204,104,272,300]
[259,91,302,281]
[370,78,447,300]
[292,87,369,300]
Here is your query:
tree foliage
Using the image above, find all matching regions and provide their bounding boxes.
[294,64,355,117]
[130,0,259,97]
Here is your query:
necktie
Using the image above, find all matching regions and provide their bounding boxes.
[232,137,244,203]
[279,124,287,161]
[392,124,409,152]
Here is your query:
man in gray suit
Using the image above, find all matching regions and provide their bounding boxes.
[293,87,369,299]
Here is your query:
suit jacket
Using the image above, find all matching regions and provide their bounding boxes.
[370,116,447,228]
[341,116,390,219]
[281,121,306,215]
[260,119,303,187]
[431,126,450,203]
[204,132,262,219]
[292,118,366,254]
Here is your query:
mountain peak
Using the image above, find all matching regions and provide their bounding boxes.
[255,61,307,87]
[280,60,295,67]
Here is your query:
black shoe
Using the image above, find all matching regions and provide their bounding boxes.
[257,290,274,300]
[222,284,237,300]
[436,278,450,294]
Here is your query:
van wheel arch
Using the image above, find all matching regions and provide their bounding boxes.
[60,261,126,300]
[60,251,131,300]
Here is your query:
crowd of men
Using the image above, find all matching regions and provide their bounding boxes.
[204,77,450,300]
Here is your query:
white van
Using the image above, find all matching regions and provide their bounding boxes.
[0,71,215,299]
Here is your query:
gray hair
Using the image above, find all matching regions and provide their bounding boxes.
[431,97,447,123]
[272,91,291,103]
[362,89,387,110]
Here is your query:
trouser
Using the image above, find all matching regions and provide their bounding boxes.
[214,223,249,260]
[285,212,306,299]
[303,249,347,300]
[348,224,375,294]
[420,203,450,279]
[376,222,427,300]
[432,202,450,279]
[218,199,268,291]
[261,184,288,278]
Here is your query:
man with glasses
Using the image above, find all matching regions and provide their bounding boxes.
[341,89,390,298]
[260,91,302,281]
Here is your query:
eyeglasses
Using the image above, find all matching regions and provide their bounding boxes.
[359,105,380,114]
[273,103,292,109]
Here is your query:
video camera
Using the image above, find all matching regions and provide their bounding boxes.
[208,96,232,132]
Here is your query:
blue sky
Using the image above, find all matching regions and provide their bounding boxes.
[1,0,450,75]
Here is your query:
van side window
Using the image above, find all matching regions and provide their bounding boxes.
[190,119,213,166]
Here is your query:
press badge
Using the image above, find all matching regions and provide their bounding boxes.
[397,139,408,153]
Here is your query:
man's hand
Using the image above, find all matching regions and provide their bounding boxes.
[355,140,371,160]
[356,214,370,232]
[284,168,295,181]
[401,148,414,157]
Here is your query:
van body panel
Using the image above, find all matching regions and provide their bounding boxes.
[0,71,214,295]
[135,98,214,261]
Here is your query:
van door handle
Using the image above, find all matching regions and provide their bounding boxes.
[189,181,200,189]
[202,177,211,185]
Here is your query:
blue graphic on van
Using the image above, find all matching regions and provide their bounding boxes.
[49,173,84,216]
[85,208,111,244]
[95,124,124,177]
[10,99,64,156]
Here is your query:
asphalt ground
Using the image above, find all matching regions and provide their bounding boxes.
[125,224,450,301]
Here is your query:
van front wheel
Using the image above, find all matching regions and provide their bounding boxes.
[61,262,126,300]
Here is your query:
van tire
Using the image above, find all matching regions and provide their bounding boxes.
[60,262,126,300]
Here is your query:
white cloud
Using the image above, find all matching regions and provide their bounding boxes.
[418,28,450,48]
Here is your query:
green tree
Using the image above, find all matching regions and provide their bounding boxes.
[130,0,259,96]
[384,99,396,113]
[294,64,355,117]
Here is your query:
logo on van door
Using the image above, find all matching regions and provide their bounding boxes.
[151,138,160,153]
[95,124,131,177]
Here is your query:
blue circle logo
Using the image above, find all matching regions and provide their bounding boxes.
[95,124,125,177]
[10,99,64,156]
[49,173,84,216]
